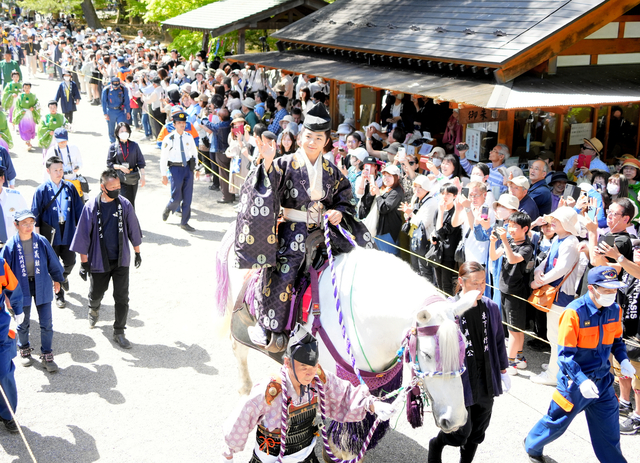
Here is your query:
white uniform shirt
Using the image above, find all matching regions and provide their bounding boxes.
[160,131,198,175]
[0,188,28,241]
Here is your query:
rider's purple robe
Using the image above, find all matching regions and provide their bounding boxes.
[235,149,374,333]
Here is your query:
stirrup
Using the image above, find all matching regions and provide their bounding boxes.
[265,332,287,354]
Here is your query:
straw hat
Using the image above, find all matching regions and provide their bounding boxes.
[583,137,603,155]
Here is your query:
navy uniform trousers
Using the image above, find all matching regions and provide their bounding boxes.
[525,373,627,463]
[0,336,17,422]
[166,165,193,226]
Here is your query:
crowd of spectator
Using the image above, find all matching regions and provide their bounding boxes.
[0,12,639,444]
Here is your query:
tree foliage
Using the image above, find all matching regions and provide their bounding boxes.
[19,0,83,15]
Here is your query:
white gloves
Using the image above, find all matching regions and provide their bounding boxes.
[620,359,637,378]
[373,401,396,421]
[501,372,511,392]
[221,456,233,463]
[579,379,599,399]
[14,312,24,326]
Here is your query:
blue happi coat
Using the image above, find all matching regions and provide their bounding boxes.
[1,232,64,307]
[31,180,84,246]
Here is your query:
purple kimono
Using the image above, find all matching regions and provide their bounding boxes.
[236,150,374,333]
[70,196,142,273]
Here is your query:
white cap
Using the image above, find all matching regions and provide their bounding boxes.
[413,174,432,191]
[349,147,368,163]
[336,123,351,135]
[382,164,401,176]
[367,122,382,132]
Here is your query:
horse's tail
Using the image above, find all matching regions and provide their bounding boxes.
[215,221,236,317]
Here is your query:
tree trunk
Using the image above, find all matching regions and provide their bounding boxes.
[81,0,102,29]
[116,0,128,24]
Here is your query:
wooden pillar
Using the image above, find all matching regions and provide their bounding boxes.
[603,106,612,160]
[592,107,599,138]
[555,113,564,170]
[354,87,361,130]
[329,79,338,131]
[202,32,209,54]
[498,110,515,149]
[238,28,246,55]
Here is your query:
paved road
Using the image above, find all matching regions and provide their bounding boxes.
[0,72,637,463]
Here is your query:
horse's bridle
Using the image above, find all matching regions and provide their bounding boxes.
[407,324,467,379]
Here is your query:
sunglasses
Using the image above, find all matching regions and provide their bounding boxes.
[407,161,416,166]
[580,144,595,151]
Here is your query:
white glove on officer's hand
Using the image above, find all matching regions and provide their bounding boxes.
[14,312,24,326]
[221,456,233,463]
[501,372,511,392]
[579,379,599,399]
[373,401,396,421]
[620,359,636,378]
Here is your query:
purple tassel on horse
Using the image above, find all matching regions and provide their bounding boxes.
[406,385,424,428]
[326,363,403,453]
[19,110,36,141]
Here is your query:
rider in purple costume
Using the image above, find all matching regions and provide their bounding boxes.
[235,102,375,349]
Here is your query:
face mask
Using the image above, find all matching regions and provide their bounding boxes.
[607,183,620,196]
[496,206,511,220]
[594,289,616,307]
[104,187,120,199]
[118,132,129,141]
[470,174,484,184]
[64,76,71,81]
[432,158,442,167]
[112,83,120,88]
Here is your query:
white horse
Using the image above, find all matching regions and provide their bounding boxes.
[216,229,475,454]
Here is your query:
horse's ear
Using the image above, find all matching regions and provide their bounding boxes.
[416,309,431,325]
[451,290,481,317]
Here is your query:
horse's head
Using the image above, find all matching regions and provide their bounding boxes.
[412,291,479,433]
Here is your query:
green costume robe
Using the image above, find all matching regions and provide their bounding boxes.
[0,60,21,88]
[37,113,66,148]
[0,111,13,148]
[1,81,21,111]
[14,92,40,125]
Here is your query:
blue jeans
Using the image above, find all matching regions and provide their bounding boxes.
[18,281,54,354]
[131,107,142,129]
[18,301,53,354]
[142,113,152,137]
[376,233,399,255]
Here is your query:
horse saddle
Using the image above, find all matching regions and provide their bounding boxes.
[231,229,327,359]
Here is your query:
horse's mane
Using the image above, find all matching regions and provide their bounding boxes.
[437,318,464,372]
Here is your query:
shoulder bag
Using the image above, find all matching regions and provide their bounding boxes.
[454,228,472,264]
[528,261,578,313]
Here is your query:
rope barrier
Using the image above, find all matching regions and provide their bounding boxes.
[0,382,38,463]
[144,105,248,182]
[370,235,640,349]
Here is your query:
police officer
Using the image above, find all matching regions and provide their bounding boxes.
[101,76,130,144]
[160,110,199,232]
[525,266,636,463]
[0,167,28,244]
